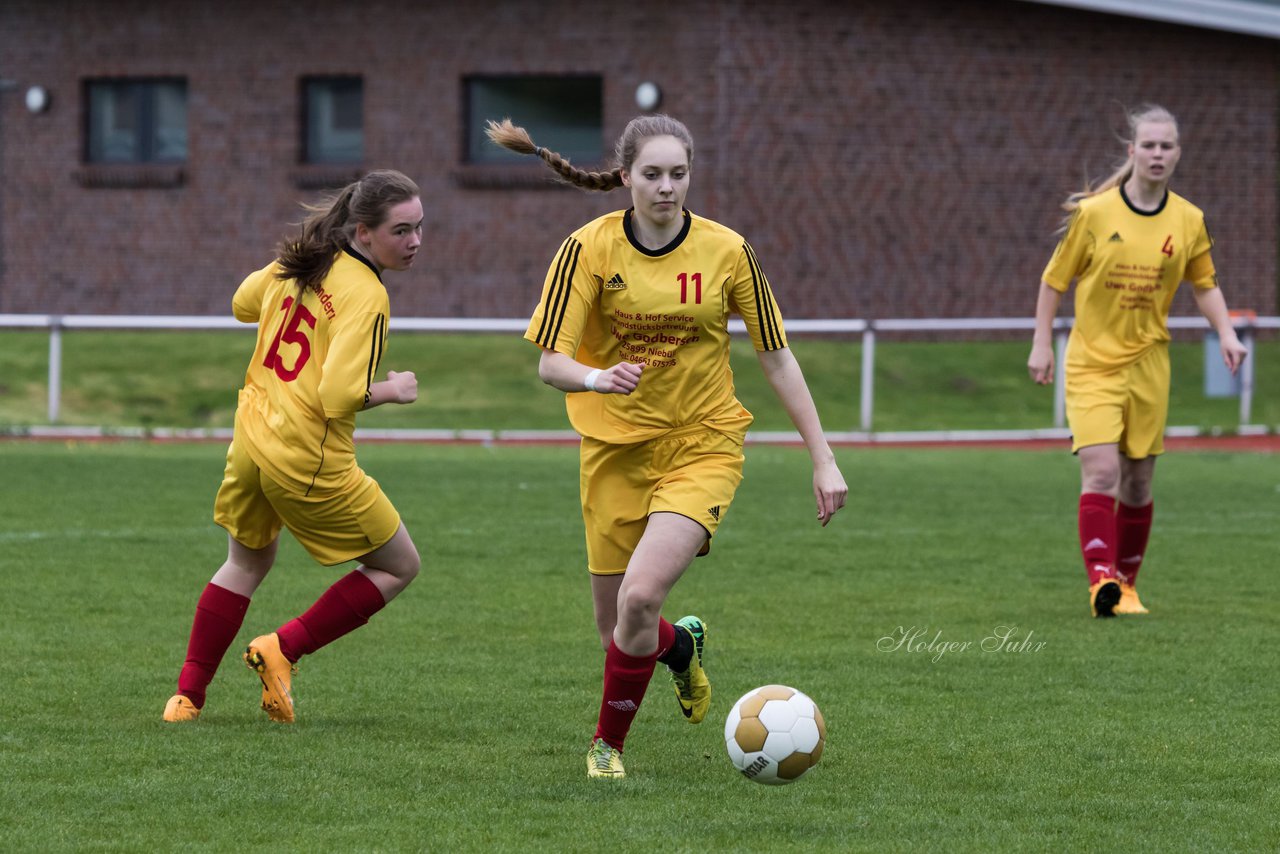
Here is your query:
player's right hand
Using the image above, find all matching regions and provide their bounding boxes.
[597,362,645,395]
[1027,345,1054,385]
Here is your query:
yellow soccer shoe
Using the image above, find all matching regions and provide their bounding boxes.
[586,738,625,780]
[669,616,711,724]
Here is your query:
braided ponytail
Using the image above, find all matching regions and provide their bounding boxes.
[485,114,695,193]
[485,118,624,191]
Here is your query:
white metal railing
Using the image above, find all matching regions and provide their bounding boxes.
[0,313,1274,431]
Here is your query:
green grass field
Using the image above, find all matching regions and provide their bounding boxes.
[0,330,1276,433]
[1,441,1277,851]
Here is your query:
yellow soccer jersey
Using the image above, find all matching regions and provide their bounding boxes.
[231,248,389,494]
[525,209,788,443]
[1042,185,1217,371]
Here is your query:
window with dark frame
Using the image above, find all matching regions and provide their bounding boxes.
[303,77,363,164]
[466,75,603,165]
[85,79,187,164]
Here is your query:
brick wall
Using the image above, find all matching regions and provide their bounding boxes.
[1,0,1275,319]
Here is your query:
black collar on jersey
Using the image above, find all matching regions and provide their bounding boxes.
[1119,184,1168,217]
[344,244,383,281]
[623,208,692,256]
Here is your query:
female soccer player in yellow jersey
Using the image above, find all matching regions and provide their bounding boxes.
[163,170,424,723]
[486,116,848,779]
[1027,105,1247,618]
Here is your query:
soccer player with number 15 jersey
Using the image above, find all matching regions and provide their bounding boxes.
[163,170,425,723]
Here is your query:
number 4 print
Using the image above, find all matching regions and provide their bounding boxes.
[264,296,317,381]
[1161,235,1174,257]
[677,272,702,304]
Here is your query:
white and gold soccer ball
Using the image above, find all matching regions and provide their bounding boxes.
[724,684,826,785]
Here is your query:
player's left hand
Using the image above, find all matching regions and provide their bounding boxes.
[813,460,848,527]
[385,370,418,404]
[1220,333,1249,376]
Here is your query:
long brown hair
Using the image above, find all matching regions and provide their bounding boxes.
[484,115,695,192]
[276,169,420,290]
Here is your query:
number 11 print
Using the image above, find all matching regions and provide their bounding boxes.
[677,272,702,304]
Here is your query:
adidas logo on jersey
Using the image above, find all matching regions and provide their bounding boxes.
[1108,232,1123,243]
[604,273,627,290]
[708,505,721,521]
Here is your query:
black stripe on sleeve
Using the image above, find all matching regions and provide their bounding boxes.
[364,313,386,404]
[536,237,582,350]
[744,242,782,350]
[534,239,571,346]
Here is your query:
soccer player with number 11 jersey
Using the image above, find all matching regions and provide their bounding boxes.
[487,115,848,779]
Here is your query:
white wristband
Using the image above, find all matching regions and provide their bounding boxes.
[583,369,602,392]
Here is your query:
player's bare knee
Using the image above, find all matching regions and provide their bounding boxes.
[403,551,422,582]
[224,553,274,579]
[390,547,421,583]
[617,586,663,624]
[1081,466,1120,494]
[1119,482,1153,507]
[226,537,276,574]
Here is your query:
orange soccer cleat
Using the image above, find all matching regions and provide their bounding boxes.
[1089,578,1121,618]
[1115,583,1150,615]
[162,694,201,722]
[243,633,297,723]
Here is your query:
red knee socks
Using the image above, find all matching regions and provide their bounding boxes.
[1078,492,1117,585]
[276,570,387,663]
[594,640,659,751]
[177,582,251,709]
[1115,501,1154,586]
[655,618,676,659]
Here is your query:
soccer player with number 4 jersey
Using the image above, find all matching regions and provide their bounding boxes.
[487,115,848,779]
[163,170,425,723]
[1027,105,1248,618]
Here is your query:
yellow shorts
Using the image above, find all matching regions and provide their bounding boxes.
[580,427,745,576]
[212,438,401,566]
[1066,346,1170,459]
